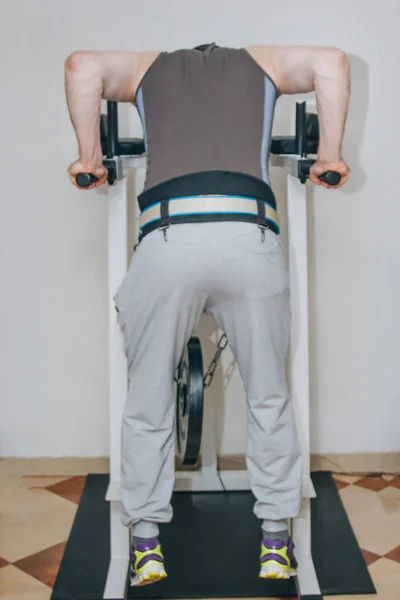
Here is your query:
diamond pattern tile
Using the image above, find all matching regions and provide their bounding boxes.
[361,548,381,566]
[333,474,362,484]
[21,476,69,489]
[385,545,400,564]
[0,565,52,600]
[0,484,77,562]
[14,541,67,588]
[335,484,400,556]
[368,557,400,600]
[0,555,10,568]
[390,477,400,489]
[379,486,400,518]
[335,478,351,490]
[46,476,87,505]
[355,476,390,492]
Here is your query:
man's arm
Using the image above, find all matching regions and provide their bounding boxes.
[247,45,351,187]
[64,50,158,188]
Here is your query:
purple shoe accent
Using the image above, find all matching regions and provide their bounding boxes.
[261,553,288,566]
[262,539,286,550]
[286,537,298,567]
[287,537,295,555]
[136,553,164,571]
[134,538,159,553]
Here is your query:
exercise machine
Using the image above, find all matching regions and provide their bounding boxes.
[76,101,340,600]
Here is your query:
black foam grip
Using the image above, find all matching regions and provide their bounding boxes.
[319,171,341,186]
[76,173,98,188]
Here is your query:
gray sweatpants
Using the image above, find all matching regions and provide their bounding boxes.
[114,221,302,539]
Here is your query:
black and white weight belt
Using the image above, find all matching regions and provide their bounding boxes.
[138,195,280,239]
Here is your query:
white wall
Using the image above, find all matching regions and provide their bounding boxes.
[0,0,397,457]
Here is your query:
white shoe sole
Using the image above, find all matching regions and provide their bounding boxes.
[130,561,167,587]
[259,561,297,580]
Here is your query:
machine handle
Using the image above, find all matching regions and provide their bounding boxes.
[76,173,98,188]
[319,171,341,186]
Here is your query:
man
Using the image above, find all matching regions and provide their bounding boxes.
[65,42,350,587]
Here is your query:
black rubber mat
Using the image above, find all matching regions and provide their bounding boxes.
[52,474,110,600]
[52,472,376,600]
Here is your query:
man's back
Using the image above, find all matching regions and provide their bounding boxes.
[135,43,277,190]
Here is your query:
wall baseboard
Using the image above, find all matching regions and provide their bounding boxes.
[216,454,400,474]
[0,457,110,478]
[213,453,400,474]
[1,453,399,477]
[310,453,400,474]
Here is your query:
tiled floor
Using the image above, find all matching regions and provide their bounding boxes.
[0,464,399,600]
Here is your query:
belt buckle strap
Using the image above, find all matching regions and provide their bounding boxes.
[159,199,171,241]
[256,198,269,242]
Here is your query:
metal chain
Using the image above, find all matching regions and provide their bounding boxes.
[203,333,228,388]
[174,334,229,388]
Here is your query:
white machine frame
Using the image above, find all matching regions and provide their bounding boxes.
[103,153,321,600]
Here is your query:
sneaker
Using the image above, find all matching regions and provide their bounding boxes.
[259,537,298,579]
[130,538,167,587]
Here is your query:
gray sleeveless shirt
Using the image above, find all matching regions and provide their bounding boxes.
[135,43,278,193]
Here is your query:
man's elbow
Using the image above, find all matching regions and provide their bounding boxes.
[314,47,350,80]
[325,47,350,71]
[65,50,100,74]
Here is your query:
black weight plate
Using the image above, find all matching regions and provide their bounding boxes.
[176,337,204,466]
